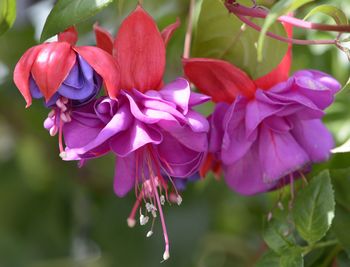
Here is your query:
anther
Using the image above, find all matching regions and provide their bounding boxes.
[50,125,58,136]
[176,195,182,206]
[59,151,67,159]
[160,195,165,205]
[127,218,136,228]
[146,230,153,238]
[163,250,170,261]
[140,214,149,225]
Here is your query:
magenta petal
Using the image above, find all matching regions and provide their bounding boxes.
[110,120,162,157]
[114,154,136,197]
[291,119,334,162]
[65,104,132,157]
[259,124,310,181]
[209,103,229,154]
[158,78,191,114]
[223,144,277,195]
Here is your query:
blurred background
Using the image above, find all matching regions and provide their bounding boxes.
[0,0,350,266]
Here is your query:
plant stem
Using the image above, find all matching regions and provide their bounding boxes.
[303,240,339,255]
[183,0,196,58]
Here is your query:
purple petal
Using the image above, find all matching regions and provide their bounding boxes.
[291,118,334,162]
[209,102,229,154]
[114,154,136,197]
[110,121,162,157]
[259,124,310,181]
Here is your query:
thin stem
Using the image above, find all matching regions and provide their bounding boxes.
[183,0,196,59]
[225,2,350,33]
[303,240,339,255]
[320,245,342,267]
[237,15,336,45]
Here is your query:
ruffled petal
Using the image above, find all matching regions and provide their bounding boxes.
[291,119,334,162]
[223,143,275,195]
[110,121,163,157]
[259,124,310,181]
[114,154,136,197]
[114,5,165,92]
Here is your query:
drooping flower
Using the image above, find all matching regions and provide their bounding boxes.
[14,26,119,107]
[14,26,120,152]
[183,23,341,195]
[60,6,209,260]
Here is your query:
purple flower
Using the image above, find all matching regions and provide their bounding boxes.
[209,70,340,195]
[60,78,209,255]
[30,55,102,107]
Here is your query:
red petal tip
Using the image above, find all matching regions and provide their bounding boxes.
[114,5,165,92]
[161,17,181,47]
[58,26,78,45]
[93,23,114,55]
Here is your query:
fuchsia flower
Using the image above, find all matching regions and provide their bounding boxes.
[14,27,119,107]
[57,6,209,260]
[183,23,341,195]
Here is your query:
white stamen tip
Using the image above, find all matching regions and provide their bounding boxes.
[267,212,273,222]
[176,195,182,206]
[48,110,55,118]
[127,218,136,228]
[163,250,170,261]
[160,195,165,205]
[146,231,153,238]
[151,210,157,218]
[49,126,58,136]
[59,151,67,159]
[140,214,149,225]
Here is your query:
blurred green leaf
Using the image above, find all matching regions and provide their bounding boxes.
[304,5,348,25]
[0,0,16,36]
[330,168,350,209]
[257,0,314,61]
[192,0,288,78]
[255,250,280,267]
[293,170,335,244]
[41,0,114,42]
[280,248,304,267]
[333,205,350,257]
[263,219,296,254]
[337,251,350,267]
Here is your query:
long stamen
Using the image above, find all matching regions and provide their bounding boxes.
[127,193,143,228]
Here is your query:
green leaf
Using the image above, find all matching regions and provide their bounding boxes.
[255,250,280,267]
[0,0,16,36]
[304,5,348,25]
[192,0,288,79]
[330,168,350,209]
[280,248,304,267]
[257,0,314,61]
[293,170,335,244]
[333,205,350,257]
[255,249,304,267]
[41,0,114,42]
[263,219,296,253]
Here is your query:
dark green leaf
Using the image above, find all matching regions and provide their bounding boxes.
[333,205,350,257]
[293,170,335,244]
[304,5,348,25]
[255,250,280,267]
[192,0,288,79]
[263,219,296,253]
[41,0,114,42]
[330,168,350,209]
[337,251,350,267]
[257,0,314,61]
[0,0,16,36]
[280,248,304,267]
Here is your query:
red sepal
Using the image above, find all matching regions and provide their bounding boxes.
[58,26,78,45]
[161,18,180,47]
[93,23,114,55]
[254,22,293,90]
[183,58,256,102]
[13,45,44,107]
[31,42,76,102]
[114,5,165,92]
[74,46,120,99]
